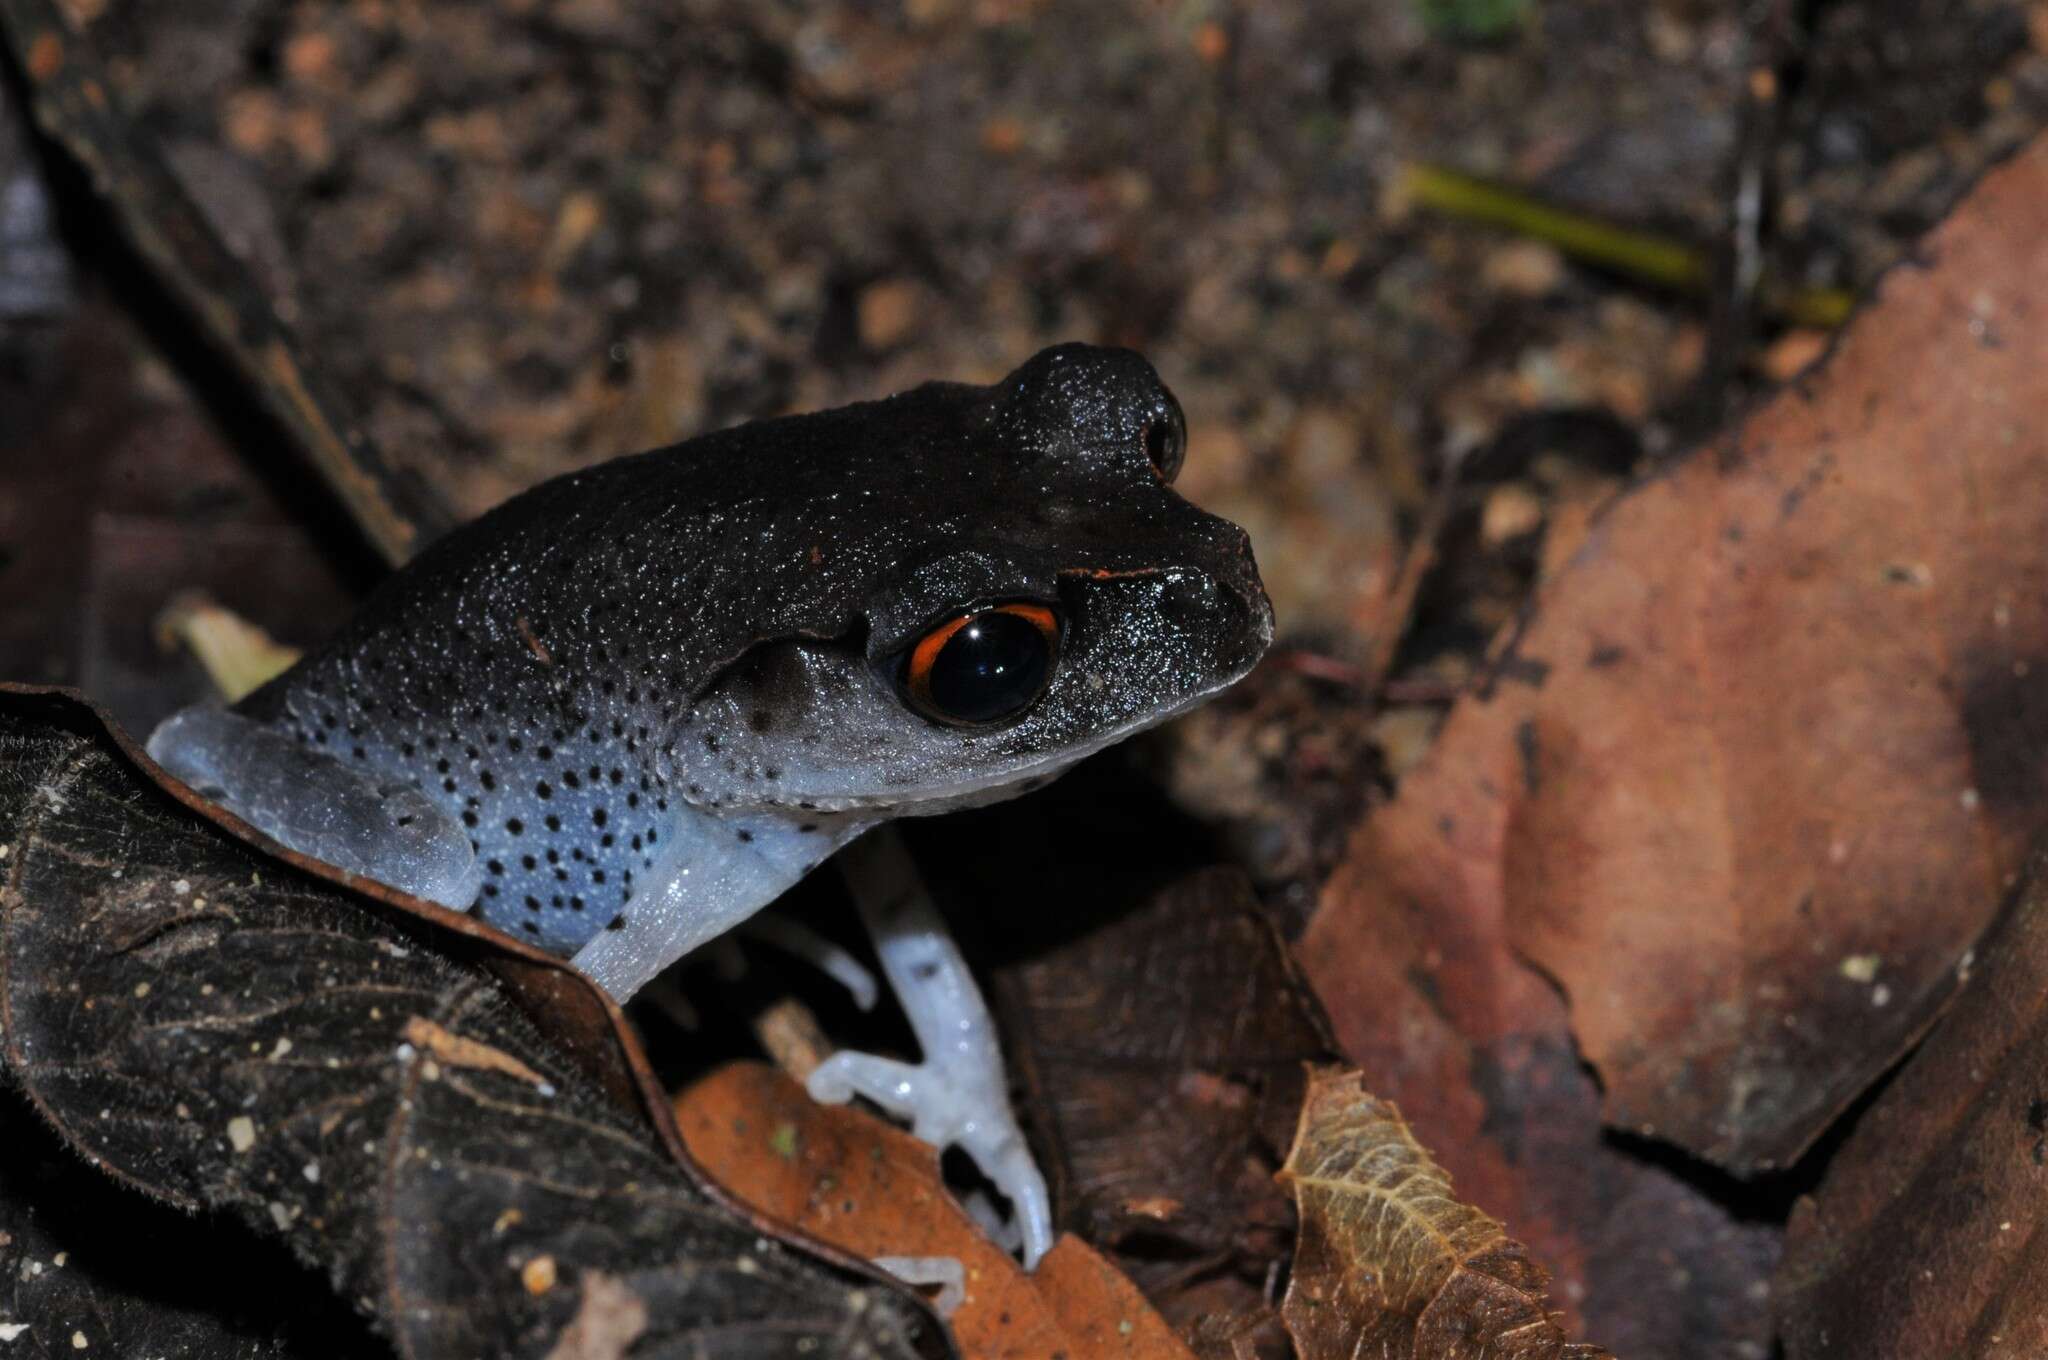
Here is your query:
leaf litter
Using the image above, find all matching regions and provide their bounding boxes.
[0,685,950,1359]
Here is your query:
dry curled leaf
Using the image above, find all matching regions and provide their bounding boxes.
[0,686,950,1359]
[1277,1066,1609,1360]
[675,1061,1195,1360]
[1775,850,2048,1356]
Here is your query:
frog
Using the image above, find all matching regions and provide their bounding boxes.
[146,342,1273,1264]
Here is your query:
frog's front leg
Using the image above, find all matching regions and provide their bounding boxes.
[806,828,1054,1269]
[146,707,482,908]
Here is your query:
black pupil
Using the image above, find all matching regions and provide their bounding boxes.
[927,612,1052,723]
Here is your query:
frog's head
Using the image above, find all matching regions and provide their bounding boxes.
[678,343,1274,818]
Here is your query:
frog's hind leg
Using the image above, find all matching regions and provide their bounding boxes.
[805,828,1054,1269]
[145,706,482,909]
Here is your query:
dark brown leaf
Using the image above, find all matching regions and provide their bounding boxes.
[995,868,1333,1331]
[0,1093,372,1357]
[0,0,454,568]
[1775,850,2048,1356]
[1277,1066,1609,1360]
[0,686,952,1359]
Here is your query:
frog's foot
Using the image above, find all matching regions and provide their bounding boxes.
[805,829,1054,1269]
[145,706,481,909]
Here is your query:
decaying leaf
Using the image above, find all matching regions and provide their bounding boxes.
[0,1094,369,1357]
[1305,131,2048,1174]
[0,687,950,1359]
[1276,1066,1609,1360]
[675,1061,1195,1360]
[995,868,1332,1327]
[1774,851,2048,1357]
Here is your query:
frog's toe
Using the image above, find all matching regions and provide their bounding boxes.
[805,1051,927,1125]
[145,706,481,909]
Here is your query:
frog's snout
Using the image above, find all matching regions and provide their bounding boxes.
[1154,537,1276,680]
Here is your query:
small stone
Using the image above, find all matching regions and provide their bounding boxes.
[857,280,921,351]
[521,1255,558,1295]
[1481,484,1545,546]
[227,1116,257,1152]
[1482,240,1566,298]
[1761,328,1830,383]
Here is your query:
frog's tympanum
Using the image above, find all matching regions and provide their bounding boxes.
[149,344,1272,1263]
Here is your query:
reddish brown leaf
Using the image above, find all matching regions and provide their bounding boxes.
[675,1061,1196,1360]
[1775,851,2048,1356]
[1277,1066,1609,1360]
[1306,132,2048,1173]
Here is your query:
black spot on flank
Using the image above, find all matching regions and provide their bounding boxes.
[588,765,602,781]
[563,770,580,789]
[442,778,457,793]
[508,738,523,753]
[593,808,609,828]
[536,781,552,799]
[913,962,939,981]
[627,793,640,809]
[352,746,367,760]
[704,734,720,752]
[482,884,498,898]
[631,835,642,851]
[524,896,542,912]
[545,815,562,832]
[480,771,496,790]
[538,744,553,760]
[593,869,607,884]
[506,818,524,835]
[461,810,478,828]
[686,784,702,797]
[313,731,327,745]
[571,896,584,911]
[646,829,657,845]
[750,710,774,733]
[487,859,504,875]
[800,823,818,833]
[546,848,561,864]
[321,713,337,728]
[737,830,753,843]
[436,759,450,774]
[570,848,584,862]
[606,915,626,931]
[400,743,415,757]
[551,895,563,908]
[798,801,817,811]
[522,921,540,936]
[765,768,781,781]
[600,833,615,848]
[609,767,624,784]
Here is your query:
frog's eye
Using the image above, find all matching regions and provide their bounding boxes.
[899,602,1062,727]
[1142,393,1187,483]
